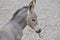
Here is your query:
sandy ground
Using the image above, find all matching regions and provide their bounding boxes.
[0,0,60,40]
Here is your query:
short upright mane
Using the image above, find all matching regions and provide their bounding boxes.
[11,6,28,20]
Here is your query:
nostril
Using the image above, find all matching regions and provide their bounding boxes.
[36,29,41,33]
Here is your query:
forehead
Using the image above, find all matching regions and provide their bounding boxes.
[31,12,37,18]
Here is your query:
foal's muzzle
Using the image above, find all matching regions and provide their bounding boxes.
[34,25,41,33]
[35,29,41,33]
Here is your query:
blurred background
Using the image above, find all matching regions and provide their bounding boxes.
[0,0,60,40]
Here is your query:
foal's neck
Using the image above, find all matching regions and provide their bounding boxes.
[11,19,27,30]
[10,6,28,30]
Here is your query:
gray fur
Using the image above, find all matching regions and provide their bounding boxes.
[0,0,40,40]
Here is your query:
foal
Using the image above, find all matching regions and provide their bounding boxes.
[0,0,41,40]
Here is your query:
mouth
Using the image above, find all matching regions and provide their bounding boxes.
[38,33,41,38]
[35,29,41,38]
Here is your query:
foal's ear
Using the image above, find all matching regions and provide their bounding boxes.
[28,0,36,12]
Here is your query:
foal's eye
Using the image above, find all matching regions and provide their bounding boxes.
[32,19,35,21]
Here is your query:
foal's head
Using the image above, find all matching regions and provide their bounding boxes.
[27,0,41,33]
[11,0,41,33]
